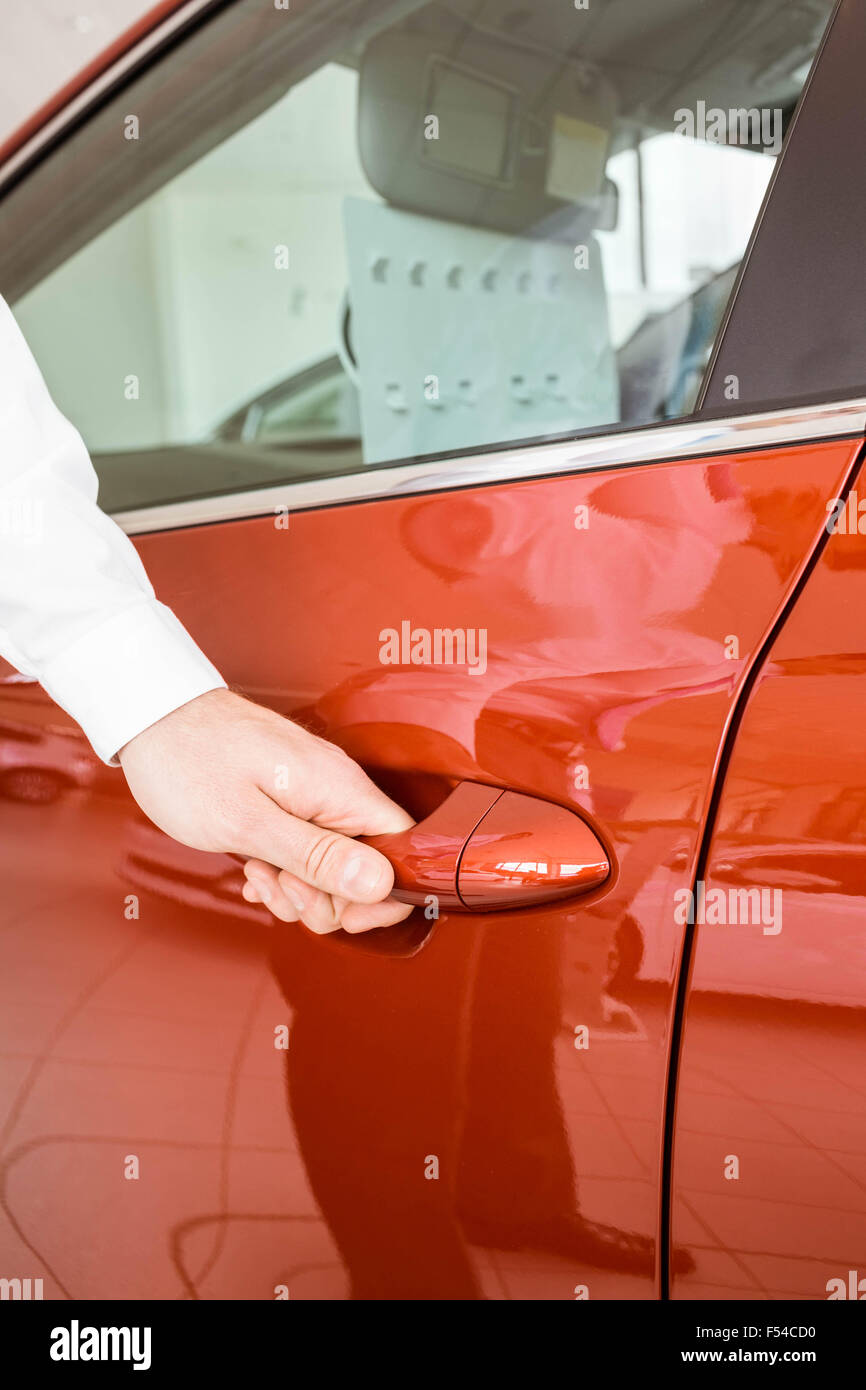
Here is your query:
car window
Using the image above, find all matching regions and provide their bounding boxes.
[7,0,833,511]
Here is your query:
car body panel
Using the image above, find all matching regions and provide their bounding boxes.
[671,466,866,1300]
[0,438,858,1298]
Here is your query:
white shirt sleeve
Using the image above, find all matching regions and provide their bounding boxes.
[0,294,226,765]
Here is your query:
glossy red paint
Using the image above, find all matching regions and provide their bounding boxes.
[671,459,866,1301]
[0,438,857,1299]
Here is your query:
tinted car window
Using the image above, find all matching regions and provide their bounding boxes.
[4,0,833,510]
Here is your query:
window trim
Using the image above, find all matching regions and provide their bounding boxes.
[700,0,866,413]
[694,0,840,411]
[112,395,866,534]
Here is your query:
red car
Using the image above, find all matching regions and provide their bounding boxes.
[0,0,864,1302]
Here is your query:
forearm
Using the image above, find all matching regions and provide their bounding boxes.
[0,295,225,762]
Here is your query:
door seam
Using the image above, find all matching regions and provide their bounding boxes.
[659,436,866,1299]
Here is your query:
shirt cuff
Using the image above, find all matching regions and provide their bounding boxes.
[36,601,227,764]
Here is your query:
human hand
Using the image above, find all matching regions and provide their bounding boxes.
[118,688,414,933]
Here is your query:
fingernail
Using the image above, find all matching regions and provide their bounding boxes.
[288,892,306,915]
[249,876,272,904]
[340,853,385,899]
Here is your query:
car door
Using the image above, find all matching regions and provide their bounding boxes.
[669,475,866,1302]
[666,0,866,1302]
[0,0,856,1301]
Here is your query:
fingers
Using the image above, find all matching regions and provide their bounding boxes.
[242,861,308,924]
[237,795,397,904]
[337,895,415,934]
[243,860,413,934]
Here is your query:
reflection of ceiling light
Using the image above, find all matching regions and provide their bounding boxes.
[73,15,95,35]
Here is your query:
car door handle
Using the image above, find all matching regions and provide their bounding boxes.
[360,780,610,911]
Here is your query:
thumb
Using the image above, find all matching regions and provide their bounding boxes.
[241,796,400,904]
